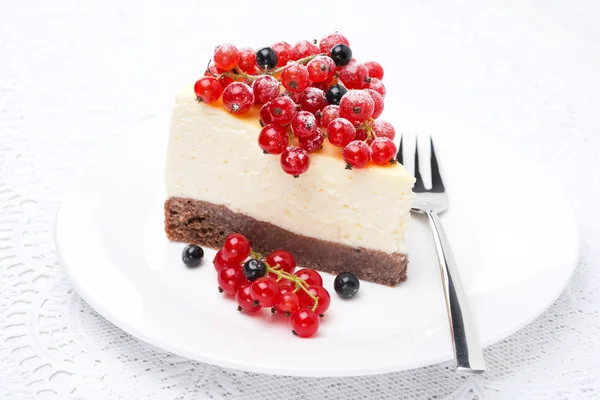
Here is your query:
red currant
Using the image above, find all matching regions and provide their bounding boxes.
[365,89,384,119]
[293,40,319,59]
[339,63,369,89]
[194,76,222,103]
[307,56,335,82]
[371,120,395,140]
[310,81,330,92]
[298,87,328,115]
[222,82,254,114]
[280,146,310,176]
[327,118,356,147]
[298,285,331,316]
[222,233,251,263]
[266,250,296,274]
[258,124,288,155]
[365,78,386,97]
[291,308,320,337]
[218,266,245,296]
[319,33,350,55]
[213,249,240,272]
[293,268,323,286]
[354,126,367,141]
[206,63,233,89]
[319,105,340,128]
[273,290,300,316]
[291,111,319,138]
[236,283,262,313]
[268,96,297,125]
[238,47,257,74]
[252,75,280,104]
[371,137,397,165]
[281,63,309,93]
[298,131,324,153]
[343,140,371,168]
[272,41,295,67]
[214,44,240,71]
[339,90,375,125]
[363,61,384,80]
[250,277,279,307]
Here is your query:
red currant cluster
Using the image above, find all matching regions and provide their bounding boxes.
[213,234,330,338]
[194,33,398,176]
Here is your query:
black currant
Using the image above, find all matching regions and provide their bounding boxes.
[181,244,204,267]
[255,47,278,70]
[243,259,267,281]
[325,84,348,105]
[334,272,360,299]
[330,44,353,67]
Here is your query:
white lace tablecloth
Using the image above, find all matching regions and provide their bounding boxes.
[2,1,600,398]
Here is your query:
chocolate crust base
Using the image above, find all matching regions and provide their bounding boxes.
[165,197,408,286]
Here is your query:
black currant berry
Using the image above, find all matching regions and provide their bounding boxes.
[334,272,360,299]
[255,47,278,70]
[325,84,348,105]
[243,259,267,281]
[182,244,204,268]
[330,44,353,67]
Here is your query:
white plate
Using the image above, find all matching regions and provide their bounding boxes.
[55,123,579,377]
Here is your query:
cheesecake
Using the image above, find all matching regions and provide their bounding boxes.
[164,35,415,286]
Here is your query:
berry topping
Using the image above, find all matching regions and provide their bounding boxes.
[310,81,331,92]
[293,40,320,59]
[293,268,323,287]
[291,111,319,138]
[255,47,278,70]
[243,258,267,282]
[365,78,386,97]
[319,33,350,55]
[194,77,222,103]
[266,250,296,274]
[273,289,300,316]
[297,285,331,316]
[268,96,298,125]
[291,308,320,337]
[327,118,356,147]
[298,131,325,153]
[182,244,204,267]
[365,89,384,119]
[252,75,280,104]
[222,82,254,114]
[259,102,273,125]
[258,124,288,155]
[271,41,295,67]
[280,146,310,176]
[213,249,238,272]
[325,84,348,106]
[238,47,257,74]
[371,120,395,140]
[343,140,371,169]
[250,277,279,307]
[330,44,353,67]
[222,233,251,263]
[339,90,375,125]
[213,44,240,71]
[339,62,369,89]
[319,105,341,128]
[334,272,360,299]
[236,283,262,313]
[354,126,367,141]
[363,61,384,80]
[307,56,335,82]
[370,137,397,165]
[281,63,310,92]
[298,87,328,115]
[218,266,245,296]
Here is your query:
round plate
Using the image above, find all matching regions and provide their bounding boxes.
[55,123,578,377]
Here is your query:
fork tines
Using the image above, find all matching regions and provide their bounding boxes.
[397,136,445,193]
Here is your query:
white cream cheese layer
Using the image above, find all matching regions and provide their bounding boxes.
[166,84,415,254]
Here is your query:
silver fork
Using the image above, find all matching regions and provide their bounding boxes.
[398,136,486,374]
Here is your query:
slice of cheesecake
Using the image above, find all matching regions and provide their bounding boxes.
[165,84,415,286]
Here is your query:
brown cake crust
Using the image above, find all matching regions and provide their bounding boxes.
[165,197,408,286]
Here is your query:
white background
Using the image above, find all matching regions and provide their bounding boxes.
[1,0,599,398]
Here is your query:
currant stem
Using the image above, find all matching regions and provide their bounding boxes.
[271,54,322,74]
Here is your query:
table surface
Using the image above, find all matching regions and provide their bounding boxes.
[1,1,599,399]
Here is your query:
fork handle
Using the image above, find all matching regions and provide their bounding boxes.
[425,210,486,374]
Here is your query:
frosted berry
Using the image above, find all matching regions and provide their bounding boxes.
[272,41,295,67]
[310,81,330,92]
[339,62,369,89]
[339,90,375,125]
[307,56,335,82]
[298,87,328,115]
[222,233,251,263]
[343,140,371,168]
[252,75,280,104]
[266,250,296,274]
[280,146,310,177]
[365,89,384,119]
[238,47,257,74]
[291,308,320,337]
[194,77,222,103]
[281,63,310,92]
[291,111,319,138]
[268,96,298,125]
[222,82,254,114]
[325,84,347,106]
[366,78,386,97]
[319,33,350,55]
[298,131,324,153]
[182,244,204,267]
[370,137,397,165]
[214,44,240,71]
[328,118,356,147]
[354,126,367,141]
[371,120,395,140]
[258,124,288,155]
[363,61,384,80]
[283,89,302,104]
[236,283,262,313]
[260,102,273,125]
[206,63,233,88]
[330,44,353,67]
[319,105,340,128]
[256,47,278,70]
[293,40,319,59]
